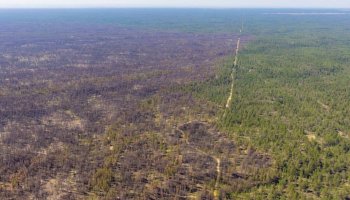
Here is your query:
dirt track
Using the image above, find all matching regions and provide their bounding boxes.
[225,37,241,110]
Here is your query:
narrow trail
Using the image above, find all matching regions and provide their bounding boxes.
[223,30,242,119]
[213,157,221,200]
[219,25,243,196]
[225,36,241,110]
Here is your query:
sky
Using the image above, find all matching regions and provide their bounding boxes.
[1,0,350,8]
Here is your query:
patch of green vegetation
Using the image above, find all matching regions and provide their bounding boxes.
[91,167,113,193]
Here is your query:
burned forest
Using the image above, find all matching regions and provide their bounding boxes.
[1,9,350,200]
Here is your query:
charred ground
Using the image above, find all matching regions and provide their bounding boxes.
[0,14,266,199]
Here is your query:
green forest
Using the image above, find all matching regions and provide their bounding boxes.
[188,13,350,199]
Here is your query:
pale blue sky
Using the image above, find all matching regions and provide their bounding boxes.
[1,0,350,8]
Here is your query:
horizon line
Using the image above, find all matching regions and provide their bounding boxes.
[0,7,350,9]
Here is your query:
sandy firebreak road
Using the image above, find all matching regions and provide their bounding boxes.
[225,35,241,110]
[217,27,242,198]
[223,33,241,120]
